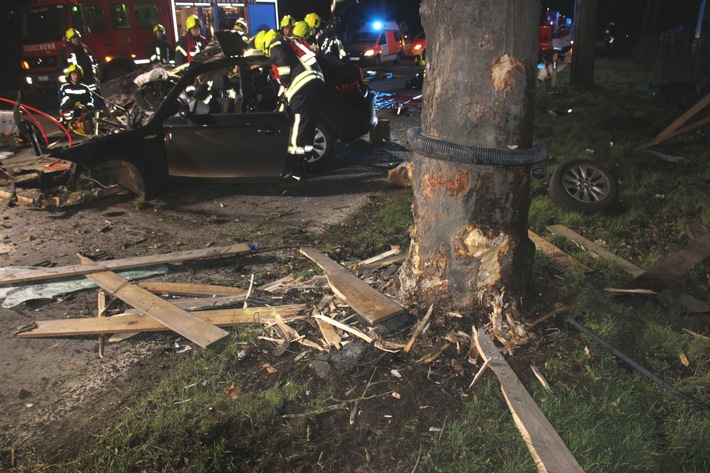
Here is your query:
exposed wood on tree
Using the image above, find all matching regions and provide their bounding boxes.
[78,255,229,348]
[300,247,404,325]
[474,328,585,473]
[0,244,254,286]
[16,305,304,337]
[398,0,540,328]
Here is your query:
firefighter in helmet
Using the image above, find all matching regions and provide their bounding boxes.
[57,28,99,95]
[148,24,174,64]
[58,64,95,130]
[175,14,208,65]
[304,13,322,48]
[280,15,296,37]
[233,18,249,43]
[254,29,324,184]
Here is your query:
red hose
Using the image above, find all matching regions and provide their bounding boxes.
[0,97,72,147]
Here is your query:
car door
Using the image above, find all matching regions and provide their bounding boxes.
[163,111,289,182]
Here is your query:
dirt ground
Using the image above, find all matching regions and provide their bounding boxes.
[0,108,439,467]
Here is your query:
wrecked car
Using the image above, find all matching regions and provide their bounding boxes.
[46,34,377,198]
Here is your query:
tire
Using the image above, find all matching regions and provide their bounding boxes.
[104,68,130,82]
[305,120,334,172]
[548,159,619,213]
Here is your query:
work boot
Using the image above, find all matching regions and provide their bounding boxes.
[280,154,307,187]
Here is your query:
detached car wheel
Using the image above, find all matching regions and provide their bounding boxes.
[305,120,334,172]
[549,159,619,213]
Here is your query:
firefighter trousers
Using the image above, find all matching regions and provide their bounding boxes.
[287,79,324,157]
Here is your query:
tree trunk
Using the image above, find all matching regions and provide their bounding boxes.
[399,0,539,335]
[570,0,598,85]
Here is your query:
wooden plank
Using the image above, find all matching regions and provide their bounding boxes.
[0,243,253,286]
[654,92,710,140]
[548,225,710,313]
[17,305,305,337]
[629,232,710,290]
[528,230,593,273]
[474,328,585,473]
[546,225,644,277]
[137,281,247,297]
[78,256,229,348]
[300,247,405,325]
[638,115,710,149]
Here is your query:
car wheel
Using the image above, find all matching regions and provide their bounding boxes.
[306,120,334,172]
[549,159,619,213]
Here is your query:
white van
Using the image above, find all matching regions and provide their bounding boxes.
[344,21,406,65]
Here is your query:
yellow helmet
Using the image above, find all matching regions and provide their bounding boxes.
[233,18,247,33]
[185,14,202,31]
[153,24,166,35]
[66,63,84,78]
[304,13,321,29]
[280,15,295,28]
[292,21,311,40]
[254,29,278,54]
[65,28,81,41]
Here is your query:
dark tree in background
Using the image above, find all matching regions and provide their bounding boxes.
[398,0,540,342]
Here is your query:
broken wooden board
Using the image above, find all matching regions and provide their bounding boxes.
[638,92,710,149]
[79,256,229,348]
[628,232,710,291]
[300,247,404,325]
[528,230,593,273]
[547,225,710,314]
[17,305,305,337]
[474,328,585,473]
[136,281,247,297]
[0,243,253,286]
[547,225,643,277]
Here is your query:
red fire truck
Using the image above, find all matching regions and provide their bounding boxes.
[19,0,177,89]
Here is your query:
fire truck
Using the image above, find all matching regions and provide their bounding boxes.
[19,0,177,89]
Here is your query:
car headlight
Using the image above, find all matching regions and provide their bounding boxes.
[414,44,422,51]
[364,49,375,57]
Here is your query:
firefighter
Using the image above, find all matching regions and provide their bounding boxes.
[304,13,322,48]
[58,64,95,131]
[148,24,173,64]
[280,15,295,37]
[292,21,314,47]
[175,14,208,65]
[57,28,99,94]
[254,29,324,184]
[233,18,249,43]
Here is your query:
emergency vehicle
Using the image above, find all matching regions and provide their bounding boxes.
[345,21,406,65]
[19,0,177,89]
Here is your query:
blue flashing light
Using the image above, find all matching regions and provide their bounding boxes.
[372,21,383,31]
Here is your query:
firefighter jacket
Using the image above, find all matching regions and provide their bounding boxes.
[58,81,95,120]
[148,38,174,64]
[268,36,323,102]
[57,42,98,86]
[175,33,208,65]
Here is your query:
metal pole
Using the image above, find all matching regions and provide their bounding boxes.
[565,318,710,419]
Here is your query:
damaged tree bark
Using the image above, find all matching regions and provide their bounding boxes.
[399,0,539,334]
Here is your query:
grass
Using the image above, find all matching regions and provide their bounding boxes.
[8,56,710,472]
